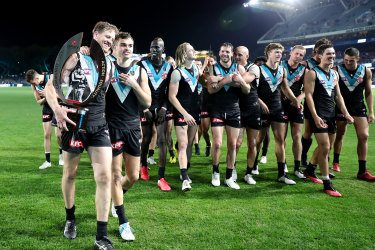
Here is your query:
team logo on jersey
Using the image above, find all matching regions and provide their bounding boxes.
[213,62,238,91]
[69,139,83,148]
[111,141,124,149]
[142,60,171,90]
[167,113,173,118]
[43,115,51,119]
[315,67,337,96]
[141,117,147,122]
[260,65,283,92]
[294,75,301,81]
[338,64,366,92]
[178,118,185,123]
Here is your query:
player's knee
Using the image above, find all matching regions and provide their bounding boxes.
[357,132,369,143]
[128,172,139,183]
[212,140,222,150]
[95,170,111,185]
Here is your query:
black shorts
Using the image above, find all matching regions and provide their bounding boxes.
[166,110,174,121]
[240,115,262,130]
[42,105,53,123]
[335,105,367,121]
[200,111,210,119]
[61,124,111,154]
[109,126,141,157]
[309,116,336,134]
[283,101,304,124]
[174,112,201,126]
[210,109,241,128]
[261,110,288,127]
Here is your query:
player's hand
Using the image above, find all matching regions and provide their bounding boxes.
[143,110,153,122]
[80,46,90,56]
[260,102,269,114]
[156,108,167,125]
[345,114,354,124]
[183,113,196,126]
[368,113,374,124]
[55,106,76,131]
[314,116,327,129]
[119,74,138,88]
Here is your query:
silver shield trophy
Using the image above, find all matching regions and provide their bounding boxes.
[53,32,107,132]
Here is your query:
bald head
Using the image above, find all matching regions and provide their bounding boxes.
[234,46,249,66]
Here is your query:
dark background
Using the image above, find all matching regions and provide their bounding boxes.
[0,1,279,74]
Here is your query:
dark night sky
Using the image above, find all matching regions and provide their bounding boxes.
[1,1,281,66]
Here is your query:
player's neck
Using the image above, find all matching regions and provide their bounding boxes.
[184,59,194,69]
[266,60,279,70]
[287,59,299,69]
[220,60,231,68]
[345,64,357,71]
[150,56,163,66]
[319,63,331,73]
[117,56,132,68]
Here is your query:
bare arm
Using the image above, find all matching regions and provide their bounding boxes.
[31,85,46,105]
[364,68,374,123]
[281,68,303,111]
[168,69,196,126]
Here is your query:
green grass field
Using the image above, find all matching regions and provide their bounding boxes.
[0,87,374,249]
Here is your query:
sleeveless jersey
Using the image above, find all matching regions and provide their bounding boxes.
[211,62,240,111]
[175,64,200,116]
[106,61,141,129]
[312,66,338,118]
[337,64,367,109]
[140,59,172,110]
[306,58,319,70]
[281,60,305,98]
[68,52,112,126]
[239,63,260,116]
[258,64,284,113]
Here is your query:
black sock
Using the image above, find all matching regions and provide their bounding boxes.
[65,205,75,221]
[148,149,154,157]
[246,166,253,175]
[115,205,128,225]
[45,152,51,163]
[213,164,219,173]
[141,158,148,167]
[169,149,175,157]
[158,167,165,179]
[96,221,108,240]
[187,162,190,169]
[207,141,211,147]
[306,163,317,175]
[301,137,313,155]
[123,189,127,194]
[175,141,179,151]
[277,162,285,178]
[333,153,340,164]
[195,143,199,148]
[294,160,301,171]
[59,147,63,155]
[226,168,233,179]
[180,168,188,181]
[323,179,334,190]
[358,160,367,174]
[253,152,259,168]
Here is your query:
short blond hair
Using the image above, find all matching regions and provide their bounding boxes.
[92,21,119,36]
[264,43,284,57]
